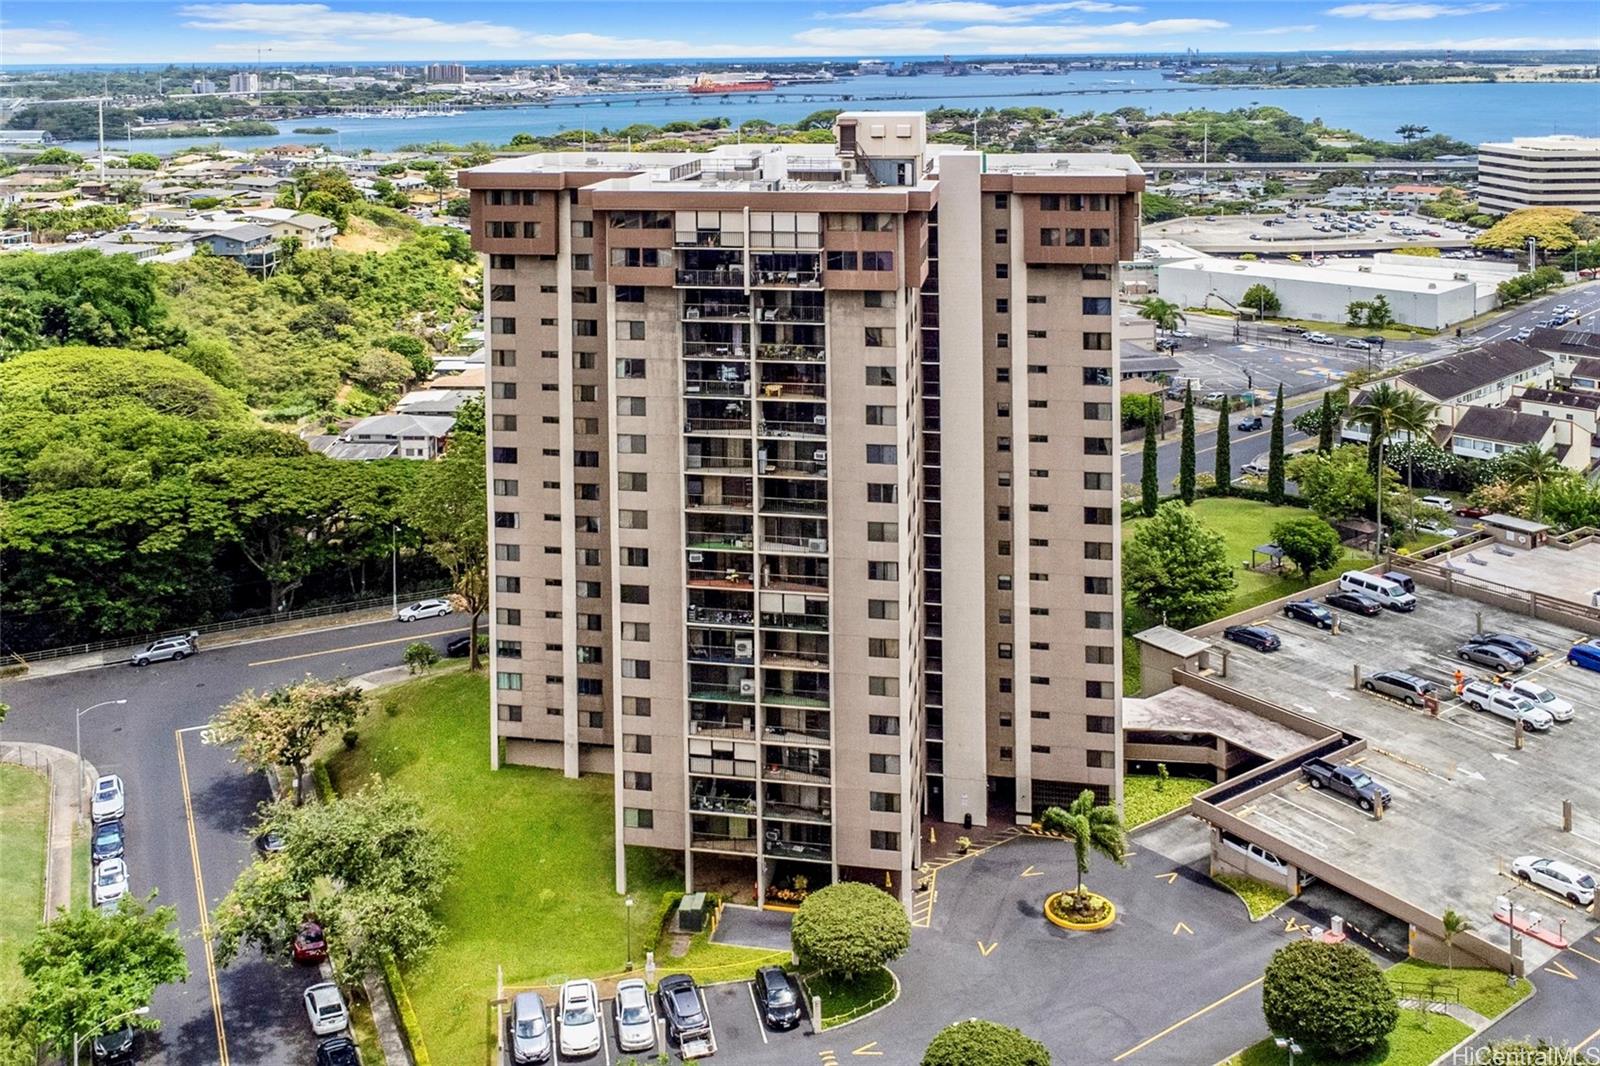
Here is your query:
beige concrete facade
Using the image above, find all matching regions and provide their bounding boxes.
[463,113,1142,903]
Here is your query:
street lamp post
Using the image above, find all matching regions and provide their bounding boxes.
[625,895,635,970]
[73,1005,149,1066]
[75,699,128,823]
[391,523,399,619]
[1274,1036,1303,1066]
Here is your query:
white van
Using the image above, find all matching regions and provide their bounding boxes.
[1338,571,1417,612]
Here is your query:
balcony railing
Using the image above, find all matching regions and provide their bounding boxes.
[689,718,756,739]
[757,306,825,323]
[758,420,826,440]
[761,533,828,554]
[685,494,754,511]
[684,341,749,359]
[761,573,829,593]
[685,456,753,474]
[684,379,750,397]
[685,533,753,550]
[678,268,746,287]
[676,232,744,249]
[685,417,750,435]
[763,762,831,784]
[757,344,825,362]
[763,802,831,823]
[760,650,829,670]
[689,686,755,704]
[687,568,754,588]
[750,270,821,288]
[764,837,830,860]
[690,833,758,853]
[687,605,754,626]
[760,497,828,516]
[755,381,826,399]
[688,644,754,665]
[690,794,757,815]
[764,691,830,710]
[684,304,751,321]
[761,612,829,632]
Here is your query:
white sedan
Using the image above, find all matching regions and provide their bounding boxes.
[1511,856,1597,905]
[91,774,125,824]
[397,598,452,622]
[559,979,603,1058]
[93,858,129,907]
[1504,679,1574,722]
[1420,495,1454,513]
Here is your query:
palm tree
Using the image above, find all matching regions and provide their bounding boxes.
[1136,297,1185,336]
[1441,909,1473,969]
[1348,382,1410,559]
[1039,789,1128,915]
[1500,443,1565,519]
[1390,392,1439,532]
[1396,123,1430,143]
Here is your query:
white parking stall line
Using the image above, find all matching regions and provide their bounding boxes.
[1547,843,1600,872]
[1275,794,1358,835]
[1243,808,1330,854]
[747,982,770,1043]
[601,1009,613,1066]
[552,1016,562,1066]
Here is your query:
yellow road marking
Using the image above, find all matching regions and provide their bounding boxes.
[1154,871,1179,885]
[977,940,998,957]
[1578,1021,1600,1051]
[852,1042,884,1056]
[176,730,230,1066]
[1569,946,1600,967]
[1283,918,1310,935]
[1546,961,1579,980]
[1112,977,1264,1061]
[1174,922,1194,936]
[247,628,462,667]
[820,1053,839,1065]
[1019,865,1045,878]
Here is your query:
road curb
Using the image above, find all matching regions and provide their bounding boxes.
[0,741,93,920]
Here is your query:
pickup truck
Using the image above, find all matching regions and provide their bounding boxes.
[1301,758,1393,812]
[1460,680,1554,731]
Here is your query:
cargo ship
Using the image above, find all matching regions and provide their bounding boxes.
[688,73,776,94]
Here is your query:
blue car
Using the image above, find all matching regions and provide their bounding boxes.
[91,820,126,862]
[1569,640,1600,674]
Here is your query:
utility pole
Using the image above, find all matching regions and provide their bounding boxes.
[97,94,106,181]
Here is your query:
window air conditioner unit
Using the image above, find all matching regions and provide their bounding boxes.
[688,552,704,563]
[806,538,828,552]
[812,414,827,425]
[813,449,827,462]
[734,639,754,658]
[739,678,757,696]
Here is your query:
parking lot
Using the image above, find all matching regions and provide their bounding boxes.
[1211,571,1600,969]
[1146,211,1478,255]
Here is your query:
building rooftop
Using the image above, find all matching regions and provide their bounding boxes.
[1124,685,1315,762]
[1518,387,1600,412]
[1479,134,1600,154]
[1158,255,1476,296]
[1399,340,1551,401]
[1481,513,1550,534]
[1134,625,1211,659]
[1527,328,1600,359]
[1450,405,1552,446]
[346,413,456,438]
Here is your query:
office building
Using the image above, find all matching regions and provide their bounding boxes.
[228,71,260,95]
[462,112,1142,903]
[426,62,467,84]
[1476,135,1600,216]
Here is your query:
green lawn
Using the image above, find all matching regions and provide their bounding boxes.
[322,671,770,1065]
[0,765,49,1000]
[1213,873,1291,920]
[806,966,897,1029]
[1384,959,1530,1019]
[1230,1009,1471,1066]
[1123,773,1211,828]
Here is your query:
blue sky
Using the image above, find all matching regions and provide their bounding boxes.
[3,0,1598,63]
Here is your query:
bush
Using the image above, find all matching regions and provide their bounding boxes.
[342,728,359,751]
[383,953,433,1066]
[404,642,440,674]
[1262,941,1398,1055]
[922,1020,1050,1066]
[792,882,910,982]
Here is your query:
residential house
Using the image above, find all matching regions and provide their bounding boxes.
[1526,328,1600,381]
[1568,357,1600,393]
[341,414,454,459]
[198,224,280,277]
[396,388,474,417]
[1514,387,1600,463]
[1448,406,1587,469]
[240,207,338,248]
[1398,341,1554,408]
[428,366,483,392]
[306,436,401,461]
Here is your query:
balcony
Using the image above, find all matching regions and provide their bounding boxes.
[690,785,757,816]
[676,230,744,249]
[761,633,829,671]
[691,832,759,855]
[683,340,750,359]
[751,254,821,289]
[763,826,831,862]
[687,603,755,628]
[689,710,756,739]
[759,494,828,518]
[756,343,825,362]
[690,735,759,781]
[763,688,829,710]
[758,418,826,441]
[762,748,831,784]
[678,267,746,288]
[684,377,750,398]
[761,564,829,594]
[763,800,831,824]
[685,517,753,551]
[761,519,828,555]
[688,629,754,665]
[757,304,825,324]
[683,301,751,322]
[685,489,753,512]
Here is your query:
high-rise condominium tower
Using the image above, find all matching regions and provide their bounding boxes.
[462,112,1142,902]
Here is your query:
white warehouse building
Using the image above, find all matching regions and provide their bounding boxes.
[1155,255,1495,331]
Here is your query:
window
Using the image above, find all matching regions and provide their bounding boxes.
[617,396,646,416]
[999,746,1013,761]
[616,358,645,379]
[1083,264,1111,280]
[864,326,885,348]
[489,284,516,303]
[576,678,603,696]
[995,298,1009,314]
[491,382,517,401]
[1084,576,1112,595]
[868,715,900,735]
[623,771,652,792]
[571,219,594,238]
[575,645,601,664]
[496,608,522,625]
[1082,296,1112,316]
[1085,541,1113,560]
[490,316,516,335]
[868,637,898,658]
[995,263,1008,279]
[1083,402,1112,421]
[1031,745,1051,755]
[576,580,601,598]
[1087,750,1113,769]
[996,367,1010,383]
[870,830,901,851]
[495,543,521,562]
[622,659,651,679]
[994,228,1008,244]
[996,332,1009,349]
[573,319,598,337]
[497,703,523,722]
[490,254,516,270]
[575,483,599,502]
[866,444,897,464]
[573,384,596,403]
[1086,646,1114,665]
[865,404,895,426]
[493,478,519,497]
[997,575,1012,591]
[615,285,644,302]
[621,621,650,642]
[997,642,1013,660]
[1031,710,1050,720]
[998,681,1012,695]
[1084,507,1113,526]
[492,413,518,431]
[492,446,519,464]
[1087,715,1115,733]
[620,585,650,605]
[825,250,858,271]
[1086,611,1114,630]
[996,436,1011,453]
[861,251,894,271]
[494,511,520,529]
[496,672,523,691]
[1038,228,1060,247]
[994,193,1009,209]
[1090,229,1111,247]
[622,546,649,566]
[495,575,522,594]
[867,522,897,543]
[572,253,593,272]
[622,734,652,754]
[618,472,648,492]
[573,449,599,467]
[868,599,899,620]
[870,792,902,813]
[617,435,647,454]
[619,320,646,341]
[491,348,516,368]
[868,561,899,581]
[869,753,901,774]
[1083,438,1111,456]
[619,509,648,529]
[869,676,900,697]
[1083,333,1112,351]
[623,808,654,829]
[867,483,898,503]
[1086,680,1111,699]
[623,696,652,716]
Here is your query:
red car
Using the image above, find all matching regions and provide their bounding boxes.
[293,921,328,963]
[1457,505,1492,518]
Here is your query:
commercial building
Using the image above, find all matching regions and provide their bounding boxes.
[228,72,261,95]
[425,63,467,84]
[461,112,1143,902]
[1476,135,1600,216]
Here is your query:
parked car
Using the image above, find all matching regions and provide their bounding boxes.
[1283,600,1335,629]
[613,978,656,1052]
[1203,391,1228,405]
[1306,332,1336,345]
[397,598,452,622]
[91,1026,136,1064]
[657,974,711,1046]
[91,774,125,824]
[93,857,130,907]
[1301,758,1393,812]
[1567,639,1600,673]
[1339,571,1417,612]
[130,632,197,666]
[303,982,349,1037]
[1240,456,1271,476]
[1511,856,1598,905]
[753,966,802,1030]
[1419,495,1454,513]
[91,820,126,862]
[1503,679,1573,722]
[1155,338,1180,352]
[255,830,287,856]
[558,979,602,1058]
[1281,324,1307,335]
[1237,415,1264,432]
[294,920,328,963]
[1171,328,1194,338]
[316,1037,362,1066]
[1343,338,1369,349]
[1553,304,1571,316]
[1514,327,1534,342]
[1457,640,1526,674]
[1457,505,1492,519]
[446,634,473,658]
[1326,590,1383,616]
[509,990,552,1064]
[1459,681,1553,730]
[1379,571,1416,596]
[1223,625,1281,652]
[1362,671,1437,706]
[1473,632,1540,663]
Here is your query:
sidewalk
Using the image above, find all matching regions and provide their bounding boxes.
[0,741,95,919]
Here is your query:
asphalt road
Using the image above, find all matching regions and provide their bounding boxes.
[0,614,466,1066]
[1121,398,1320,493]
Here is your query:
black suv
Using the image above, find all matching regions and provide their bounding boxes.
[1283,600,1334,629]
[92,1026,135,1064]
[317,1036,362,1066]
[1223,625,1281,652]
[753,966,802,1030]
[657,974,709,1045]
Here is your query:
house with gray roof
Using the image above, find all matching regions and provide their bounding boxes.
[340,414,455,459]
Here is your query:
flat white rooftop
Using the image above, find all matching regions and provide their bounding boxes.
[1160,256,1476,295]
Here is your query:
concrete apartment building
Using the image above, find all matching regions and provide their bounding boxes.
[1476,134,1600,215]
[461,112,1143,903]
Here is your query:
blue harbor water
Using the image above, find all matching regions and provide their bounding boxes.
[64,69,1600,155]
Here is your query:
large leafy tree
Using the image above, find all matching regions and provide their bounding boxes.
[1240,283,1281,317]
[207,677,366,804]
[923,1020,1050,1066]
[1271,515,1343,581]
[1136,296,1185,334]
[406,435,488,669]
[1540,476,1600,531]
[1039,789,1128,917]
[1262,941,1398,1055]
[0,346,248,423]
[1475,207,1595,254]
[1123,502,1235,628]
[790,883,910,983]
[0,251,179,352]
[3,896,187,1058]
[1289,446,1399,521]
[214,783,452,976]
[1499,443,1566,520]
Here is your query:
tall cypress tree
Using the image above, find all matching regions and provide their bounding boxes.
[1141,413,1159,516]
[1213,399,1231,497]
[1317,391,1336,455]
[1266,382,1287,504]
[1179,384,1196,505]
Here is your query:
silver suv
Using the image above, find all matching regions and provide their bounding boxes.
[130,632,198,667]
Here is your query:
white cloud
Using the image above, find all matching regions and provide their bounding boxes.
[1326,3,1506,20]
[0,24,104,56]
[1242,23,1320,35]
[838,0,1140,20]
[795,16,1224,51]
[1336,33,1600,47]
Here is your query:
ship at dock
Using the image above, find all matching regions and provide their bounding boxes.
[687,73,776,94]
